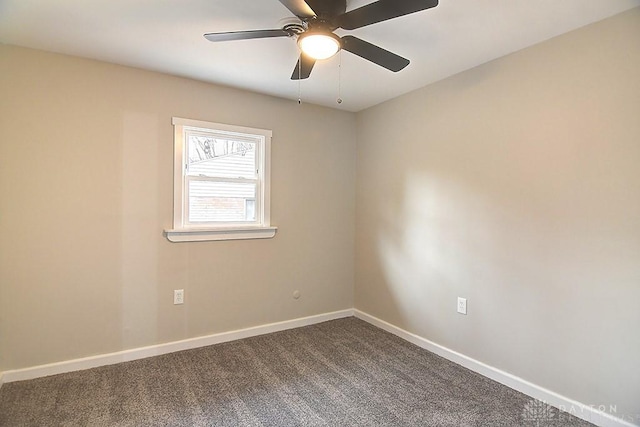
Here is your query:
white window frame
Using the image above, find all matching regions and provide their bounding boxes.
[165,117,277,242]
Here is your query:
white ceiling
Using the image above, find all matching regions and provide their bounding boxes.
[1,0,638,112]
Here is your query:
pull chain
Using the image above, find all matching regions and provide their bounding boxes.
[298,56,302,105]
[337,50,343,105]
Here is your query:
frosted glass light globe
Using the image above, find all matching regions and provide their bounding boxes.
[298,33,341,60]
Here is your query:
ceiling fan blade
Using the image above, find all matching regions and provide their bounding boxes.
[278,0,316,19]
[338,0,438,30]
[204,29,291,42]
[341,35,409,72]
[291,54,316,80]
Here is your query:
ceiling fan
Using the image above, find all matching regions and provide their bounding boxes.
[204,0,439,80]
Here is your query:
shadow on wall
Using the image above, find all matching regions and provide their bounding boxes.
[119,111,163,350]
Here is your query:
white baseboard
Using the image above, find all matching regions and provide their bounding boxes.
[0,309,354,384]
[1,308,635,427]
[354,309,638,427]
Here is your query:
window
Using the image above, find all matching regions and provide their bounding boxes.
[165,117,277,242]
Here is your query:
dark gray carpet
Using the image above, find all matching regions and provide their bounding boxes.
[0,317,593,426]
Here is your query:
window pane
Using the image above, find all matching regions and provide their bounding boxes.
[188,181,257,223]
[187,134,256,179]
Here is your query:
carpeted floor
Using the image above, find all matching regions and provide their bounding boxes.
[0,317,593,426]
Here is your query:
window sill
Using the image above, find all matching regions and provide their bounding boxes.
[164,226,277,242]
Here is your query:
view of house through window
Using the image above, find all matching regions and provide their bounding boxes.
[186,133,258,223]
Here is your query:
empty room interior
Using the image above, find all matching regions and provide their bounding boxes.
[0,1,639,426]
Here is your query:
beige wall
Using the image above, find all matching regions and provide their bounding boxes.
[355,8,640,421]
[0,45,356,371]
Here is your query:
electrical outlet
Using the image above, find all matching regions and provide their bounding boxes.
[457,297,467,315]
[174,289,184,305]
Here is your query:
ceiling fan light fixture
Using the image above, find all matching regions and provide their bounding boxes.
[298,32,341,60]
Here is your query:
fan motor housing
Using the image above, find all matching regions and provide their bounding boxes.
[283,23,305,35]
